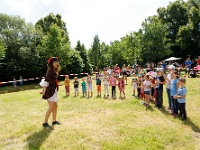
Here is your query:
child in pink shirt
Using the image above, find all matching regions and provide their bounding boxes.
[110,72,117,98]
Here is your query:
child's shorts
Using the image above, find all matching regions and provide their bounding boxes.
[144,91,150,95]
[82,89,86,93]
[88,85,92,92]
[74,88,79,92]
[97,85,101,92]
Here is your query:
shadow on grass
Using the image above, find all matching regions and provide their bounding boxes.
[182,118,200,133]
[27,128,52,150]
[63,95,70,98]
[158,107,200,132]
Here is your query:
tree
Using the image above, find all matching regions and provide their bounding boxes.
[88,34,101,69]
[66,50,84,74]
[75,40,92,73]
[0,13,42,80]
[157,0,189,58]
[37,24,71,74]
[35,13,69,43]
[0,40,6,60]
[140,16,172,64]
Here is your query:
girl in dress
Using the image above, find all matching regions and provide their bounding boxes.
[42,57,61,128]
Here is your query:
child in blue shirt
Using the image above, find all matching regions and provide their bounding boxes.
[174,78,187,120]
[170,70,179,116]
[81,78,87,97]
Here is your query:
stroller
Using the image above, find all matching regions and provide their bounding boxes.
[189,67,199,78]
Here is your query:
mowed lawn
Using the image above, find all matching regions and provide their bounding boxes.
[0,77,200,150]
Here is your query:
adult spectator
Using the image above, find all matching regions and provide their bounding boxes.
[197,56,200,65]
[184,57,192,77]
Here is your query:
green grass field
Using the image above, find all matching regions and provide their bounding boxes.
[0,77,200,150]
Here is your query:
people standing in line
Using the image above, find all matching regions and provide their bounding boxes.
[96,75,101,97]
[64,75,70,96]
[81,78,87,97]
[184,57,192,77]
[87,74,93,98]
[19,76,23,85]
[122,64,128,84]
[73,77,79,97]
[155,68,165,108]
[110,72,117,99]
[174,78,187,120]
[103,72,109,98]
[42,57,61,129]
[118,76,125,98]
[170,70,179,117]
[164,65,175,110]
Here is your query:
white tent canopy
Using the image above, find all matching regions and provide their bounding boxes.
[165,57,182,62]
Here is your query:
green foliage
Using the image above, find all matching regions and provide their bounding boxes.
[37,24,71,69]
[35,13,69,42]
[0,40,6,60]
[88,34,101,68]
[75,40,92,73]
[140,16,172,64]
[66,49,84,74]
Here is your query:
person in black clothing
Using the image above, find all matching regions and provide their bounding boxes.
[155,68,166,108]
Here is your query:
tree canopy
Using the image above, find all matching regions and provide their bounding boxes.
[0,0,200,81]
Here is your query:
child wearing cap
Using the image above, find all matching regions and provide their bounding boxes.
[118,76,125,98]
[73,77,79,97]
[64,75,70,96]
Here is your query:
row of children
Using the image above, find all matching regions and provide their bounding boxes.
[135,65,187,120]
[64,73,125,98]
[63,65,187,120]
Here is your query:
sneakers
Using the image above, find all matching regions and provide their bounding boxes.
[42,123,53,129]
[52,121,61,125]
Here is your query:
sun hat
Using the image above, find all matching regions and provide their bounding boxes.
[167,65,175,70]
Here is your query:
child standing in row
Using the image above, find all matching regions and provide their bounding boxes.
[110,72,117,99]
[64,75,70,96]
[174,78,187,120]
[118,76,125,98]
[131,77,137,96]
[73,77,79,96]
[143,75,151,106]
[170,70,179,116]
[87,74,93,98]
[96,75,101,96]
[81,78,87,97]
[103,73,109,97]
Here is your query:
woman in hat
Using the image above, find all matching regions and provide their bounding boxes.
[42,57,61,128]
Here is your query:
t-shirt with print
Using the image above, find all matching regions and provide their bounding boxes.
[74,81,79,88]
[155,76,165,89]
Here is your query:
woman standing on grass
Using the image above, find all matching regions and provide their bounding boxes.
[42,57,61,128]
